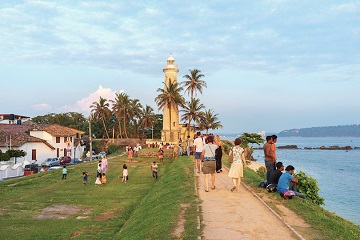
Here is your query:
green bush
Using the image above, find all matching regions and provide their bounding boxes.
[295,170,324,205]
[107,143,121,155]
[256,166,267,179]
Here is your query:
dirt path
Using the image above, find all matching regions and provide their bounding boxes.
[196,166,303,240]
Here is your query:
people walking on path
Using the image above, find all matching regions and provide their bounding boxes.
[62,166,67,179]
[214,135,223,173]
[193,132,204,173]
[228,138,247,192]
[201,135,218,192]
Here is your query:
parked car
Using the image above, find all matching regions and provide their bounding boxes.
[41,158,60,167]
[59,156,72,165]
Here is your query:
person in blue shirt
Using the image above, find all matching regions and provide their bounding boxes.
[277,165,305,199]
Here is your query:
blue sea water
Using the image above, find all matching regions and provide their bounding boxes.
[250,137,360,225]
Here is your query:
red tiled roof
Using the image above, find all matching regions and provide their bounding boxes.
[31,124,84,137]
[0,131,55,150]
[0,123,34,133]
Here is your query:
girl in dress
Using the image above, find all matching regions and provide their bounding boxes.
[122,165,128,183]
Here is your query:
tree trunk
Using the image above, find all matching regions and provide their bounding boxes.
[101,112,110,138]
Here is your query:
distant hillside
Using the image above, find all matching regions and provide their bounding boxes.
[278,124,360,137]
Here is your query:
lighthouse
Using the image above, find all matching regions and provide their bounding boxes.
[161,54,181,143]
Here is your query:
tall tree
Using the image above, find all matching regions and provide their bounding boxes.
[139,105,156,139]
[90,97,111,138]
[198,109,223,134]
[180,97,205,133]
[111,93,125,138]
[155,81,185,141]
[182,69,207,97]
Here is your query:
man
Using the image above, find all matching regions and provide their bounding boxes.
[186,135,192,156]
[277,165,306,199]
[193,132,204,173]
[268,162,284,185]
[264,136,275,182]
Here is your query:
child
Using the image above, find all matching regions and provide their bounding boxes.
[151,161,158,179]
[95,176,101,187]
[101,172,107,186]
[122,165,128,183]
[83,171,88,186]
[157,148,164,163]
[97,163,102,179]
[62,166,67,179]
[128,147,133,162]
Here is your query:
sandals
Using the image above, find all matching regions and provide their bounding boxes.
[231,186,236,192]
[205,189,209,192]
[211,186,216,190]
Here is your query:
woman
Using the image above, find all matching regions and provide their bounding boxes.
[214,135,223,173]
[228,138,247,192]
[201,135,218,192]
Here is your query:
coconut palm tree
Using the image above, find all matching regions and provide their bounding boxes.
[90,97,111,138]
[180,97,205,134]
[139,105,156,139]
[198,109,223,134]
[111,93,124,138]
[182,68,207,97]
[155,81,185,141]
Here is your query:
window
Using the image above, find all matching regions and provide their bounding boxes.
[64,137,67,143]
[56,137,60,143]
[173,122,176,127]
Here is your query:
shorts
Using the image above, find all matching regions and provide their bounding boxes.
[195,152,202,159]
[202,161,216,174]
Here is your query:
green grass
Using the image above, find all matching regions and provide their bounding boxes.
[0,155,200,240]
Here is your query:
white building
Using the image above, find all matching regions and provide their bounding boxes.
[0,123,85,164]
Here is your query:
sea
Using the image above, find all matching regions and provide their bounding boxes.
[223,136,360,225]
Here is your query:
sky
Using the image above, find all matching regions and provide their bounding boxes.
[1,0,360,134]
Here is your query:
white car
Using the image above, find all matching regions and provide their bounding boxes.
[41,158,60,167]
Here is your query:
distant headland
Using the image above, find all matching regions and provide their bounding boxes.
[278,124,360,137]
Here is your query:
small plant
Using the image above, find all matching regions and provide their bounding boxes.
[107,143,120,155]
[256,166,267,179]
[295,170,324,205]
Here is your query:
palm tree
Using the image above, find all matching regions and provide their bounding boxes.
[129,99,143,137]
[90,97,111,138]
[182,69,207,97]
[155,81,185,142]
[198,109,223,134]
[139,105,155,139]
[110,93,123,138]
[180,97,205,134]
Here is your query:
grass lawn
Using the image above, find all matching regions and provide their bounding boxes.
[0,154,200,240]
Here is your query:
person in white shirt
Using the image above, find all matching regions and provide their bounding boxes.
[193,132,204,173]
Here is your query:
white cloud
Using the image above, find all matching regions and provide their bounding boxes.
[60,85,124,114]
[32,103,52,111]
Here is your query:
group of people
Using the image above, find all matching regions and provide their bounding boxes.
[126,144,142,162]
[263,135,306,199]
[94,155,109,186]
[193,131,246,193]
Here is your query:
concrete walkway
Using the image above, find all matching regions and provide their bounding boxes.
[196,166,301,240]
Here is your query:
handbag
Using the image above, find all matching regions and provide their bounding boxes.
[228,147,234,163]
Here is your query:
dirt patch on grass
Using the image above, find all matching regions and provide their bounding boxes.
[95,211,115,221]
[34,204,91,220]
[69,232,81,238]
[172,203,190,238]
